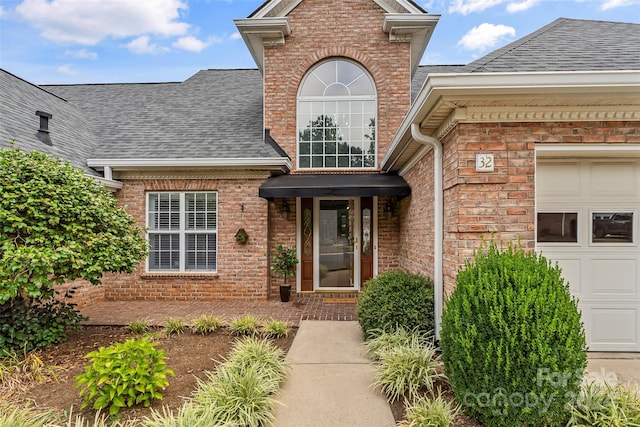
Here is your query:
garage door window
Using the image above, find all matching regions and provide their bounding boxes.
[537,212,578,243]
[592,212,634,244]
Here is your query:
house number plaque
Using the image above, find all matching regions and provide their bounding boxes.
[476,153,494,172]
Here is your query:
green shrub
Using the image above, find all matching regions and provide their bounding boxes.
[373,342,443,402]
[190,314,224,335]
[192,366,278,427]
[440,241,587,427]
[567,381,640,426]
[162,317,186,335]
[229,315,261,336]
[260,320,290,339]
[224,337,288,388]
[127,318,151,334]
[75,337,175,415]
[0,292,86,352]
[365,327,433,361]
[398,391,460,427]
[357,270,434,340]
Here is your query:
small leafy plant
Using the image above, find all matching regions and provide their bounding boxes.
[190,314,224,335]
[187,337,288,427]
[398,391,460,427]
[567,381,640,426]
[229,315,261,336]
[261,320,290,339]
[373,342,443,402]
[224,337,288,386]
[192,366,278,427]
[364,327,433,361]
[127,318,151,334]
[271,245,299,285]
[162,317,186,335]
[75,337,175,415]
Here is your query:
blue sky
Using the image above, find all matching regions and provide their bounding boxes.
[0,0,639,84]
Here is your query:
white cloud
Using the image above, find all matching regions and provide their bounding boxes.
[0,5,5,18]
[126,35,163,54]
[601,0,639,9]
[230,32,242,41]
[56,64,78,75]
[172,36,208,52]
[457,23,516,51]
[448,0,505,14]
[506,0,540,12]
[16,0,189,45]
[65,48,98,60]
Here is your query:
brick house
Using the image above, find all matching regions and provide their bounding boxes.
[1,0,639,351]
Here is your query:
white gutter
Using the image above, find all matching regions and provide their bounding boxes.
[410,123,443,340]
[87,174,123,191]
[87,157,292,172]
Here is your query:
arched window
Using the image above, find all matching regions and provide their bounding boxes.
[297,59,377,169]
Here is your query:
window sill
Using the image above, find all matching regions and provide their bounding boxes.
[141,272,219,279]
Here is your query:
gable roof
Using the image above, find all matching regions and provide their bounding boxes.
[236,0,439,75]
[0,69,100,176]
[43,69,283,163]
[390,17,640,172]
[465,18,640,72]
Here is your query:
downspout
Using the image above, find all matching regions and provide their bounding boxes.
[410,123,443,340]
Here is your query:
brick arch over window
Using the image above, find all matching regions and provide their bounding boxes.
[296,57,378,169]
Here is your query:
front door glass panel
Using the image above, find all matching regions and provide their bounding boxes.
[318,200,354,288]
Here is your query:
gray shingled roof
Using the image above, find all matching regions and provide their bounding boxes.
[465,18,640,72]
[0,69,100,175]
[410,18,640,98]
[43,69,281,160]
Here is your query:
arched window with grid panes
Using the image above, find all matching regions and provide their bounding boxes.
[297,59,377,169]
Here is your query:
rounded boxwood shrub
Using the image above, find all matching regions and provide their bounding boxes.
[357,270,434,340]
[440,241,587,426]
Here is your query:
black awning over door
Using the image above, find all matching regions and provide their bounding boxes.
[258,173,411,200]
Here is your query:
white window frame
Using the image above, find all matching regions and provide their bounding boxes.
[146,191,218,273]
[589,209,637,247]
[536,210,582,247]
[297,58,377,170]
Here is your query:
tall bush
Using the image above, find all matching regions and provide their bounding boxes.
[0,147,147,304]
[440,241,587,426]
[356,270,434,340]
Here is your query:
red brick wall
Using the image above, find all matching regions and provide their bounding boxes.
[263,0,411,170]
[268,198,297,299]
[398,150,435,279]
[94,177,271,301]
[377,196,401,273]
[398,121,639,295]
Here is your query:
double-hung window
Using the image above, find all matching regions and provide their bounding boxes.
[147,192,217,272]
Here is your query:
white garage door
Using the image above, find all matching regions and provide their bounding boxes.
[536,157,640,352]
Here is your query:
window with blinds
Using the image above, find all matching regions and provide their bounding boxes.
[147,192,218,272]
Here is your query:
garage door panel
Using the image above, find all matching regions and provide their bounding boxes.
[537,157,640,352]
[582,305,639,351]
[590,162,637,197]
[591,258,638,296]
[537,162,580,197]
[547,256,582,295]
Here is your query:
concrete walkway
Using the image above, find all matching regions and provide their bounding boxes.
[273,321,395,427]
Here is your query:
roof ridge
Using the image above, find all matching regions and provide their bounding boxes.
[465,17,568,72]
[1,68,69,102]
